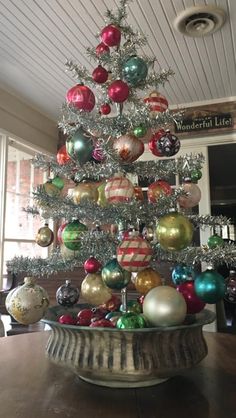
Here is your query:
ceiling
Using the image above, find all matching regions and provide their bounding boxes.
[0,0,235,122]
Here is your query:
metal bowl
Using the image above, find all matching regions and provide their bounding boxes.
[42,305,215,388]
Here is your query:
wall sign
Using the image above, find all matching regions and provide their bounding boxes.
[174,113,233,133]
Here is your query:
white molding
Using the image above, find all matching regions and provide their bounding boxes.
[169,96,236,110]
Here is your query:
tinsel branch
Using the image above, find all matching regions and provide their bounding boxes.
[32,152,205,182]
[189,214,232,228]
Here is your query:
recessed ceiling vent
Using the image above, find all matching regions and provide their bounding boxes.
[173,5,226,37]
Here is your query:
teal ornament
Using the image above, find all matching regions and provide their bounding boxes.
[190,169,202,183]
[66,128,94,165]
[105,311,122,325]
[122,56,148,87]
[120,300,142,314]
[101,257,131,290]
[194,268,226,304]
[52,176,65,190]
[116,312,146,329]
[172,265,193,286]
[207,234,224,249]
[62,220,88,251]
[133,124,148,138]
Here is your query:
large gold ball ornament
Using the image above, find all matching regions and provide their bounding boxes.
[35,224,54,247]
[143,285,187,327]
[97,182,108,207]
[73,182,98,204]
[135,268,162,295]
[81,273,112,306]
[156,212,193,251]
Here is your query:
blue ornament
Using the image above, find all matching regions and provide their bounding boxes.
[194,268,226,304]
[66,128,94,165]
[172,265,193,285]
[101,257,131,290]
[122,56,148,86]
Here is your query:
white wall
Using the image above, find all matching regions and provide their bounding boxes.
[0,87,58,153]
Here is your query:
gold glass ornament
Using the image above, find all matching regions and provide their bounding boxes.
[143,285,187,327]
[73,182,98,204]
[142,226,155,242]
[134,185,144,201]
[135,268,162,295]
[43,181,61,197]
[35,224,54,247]
[97,182,108,207]
[81,273,112,305]
[156,212,193,251]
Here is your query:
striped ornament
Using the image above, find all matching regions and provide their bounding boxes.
[113,134,144,163]
[144,91,168,115]
[117,236,153,272]
[105,176,134,204]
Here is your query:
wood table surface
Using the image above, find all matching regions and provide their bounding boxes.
[0,331,236,418]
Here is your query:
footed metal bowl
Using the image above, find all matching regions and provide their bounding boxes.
[42,305,215,388]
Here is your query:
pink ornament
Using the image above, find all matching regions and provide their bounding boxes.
[101,24,121,47]
[96,42,110,55]
[176,281,206,314]
[100,103,111,115]
[57,222,68,244]
[92,65,108,84]
[148,129,165,157]
[108,80,129,103]
[113,134,144,163]
[144,91,168,115]
[117,236,153,272]
[84,256,102,274]
[147,180,172,203]
[57,145,71,165]
[92,142,105,162]
[179,180,201,209]
[66,84,95,112]
[58,314,76,325]
[105,176,134,204]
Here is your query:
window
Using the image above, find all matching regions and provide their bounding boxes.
[0,133,50,289]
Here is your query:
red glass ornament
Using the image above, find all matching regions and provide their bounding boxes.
[101,24,121,47]
[57,222,68,244]
[117,236,153,272]
[77,309,93,326]
[92,65,108,84]
[137,295,145,305]
[91,307,109,322]
[66,84,95,112]
[58,314,76,325]
[92,142,105,162]
[84,256,102,273]
[147,180,172,203]
[148,129,165,157]
[144,91,168,114]
[96,42,110,55]
[90,319,115,328]
[100,103,111,115]
[158,130,181,157]
[108,80,129,103]
[176,281,206,314]
[56,145,71,165]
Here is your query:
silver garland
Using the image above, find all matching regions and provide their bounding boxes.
[32,152,205,182]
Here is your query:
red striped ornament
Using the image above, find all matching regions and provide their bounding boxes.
[144,91,168,115]
[105,176,134,204]
[117,236,153,272]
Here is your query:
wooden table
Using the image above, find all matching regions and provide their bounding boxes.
[0,331,236,418]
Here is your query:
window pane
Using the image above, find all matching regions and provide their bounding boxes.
[3,241,48,275]
[5,144,45,240]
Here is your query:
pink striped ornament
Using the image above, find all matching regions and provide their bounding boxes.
[144,91,168,115]
[105,176,134,204]
[117,236,153,272]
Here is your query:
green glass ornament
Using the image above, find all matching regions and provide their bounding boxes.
[116,312,146,329]
[190,169,202,183]
[52,176,65,190]
[194,268,226,304]
[119,300,142,314]
[207,234,224,249]
[62,220,88,251]
[101,257,131,290]
[133,124,148,138]
[66,128,93,165]
[122,56,148,86]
